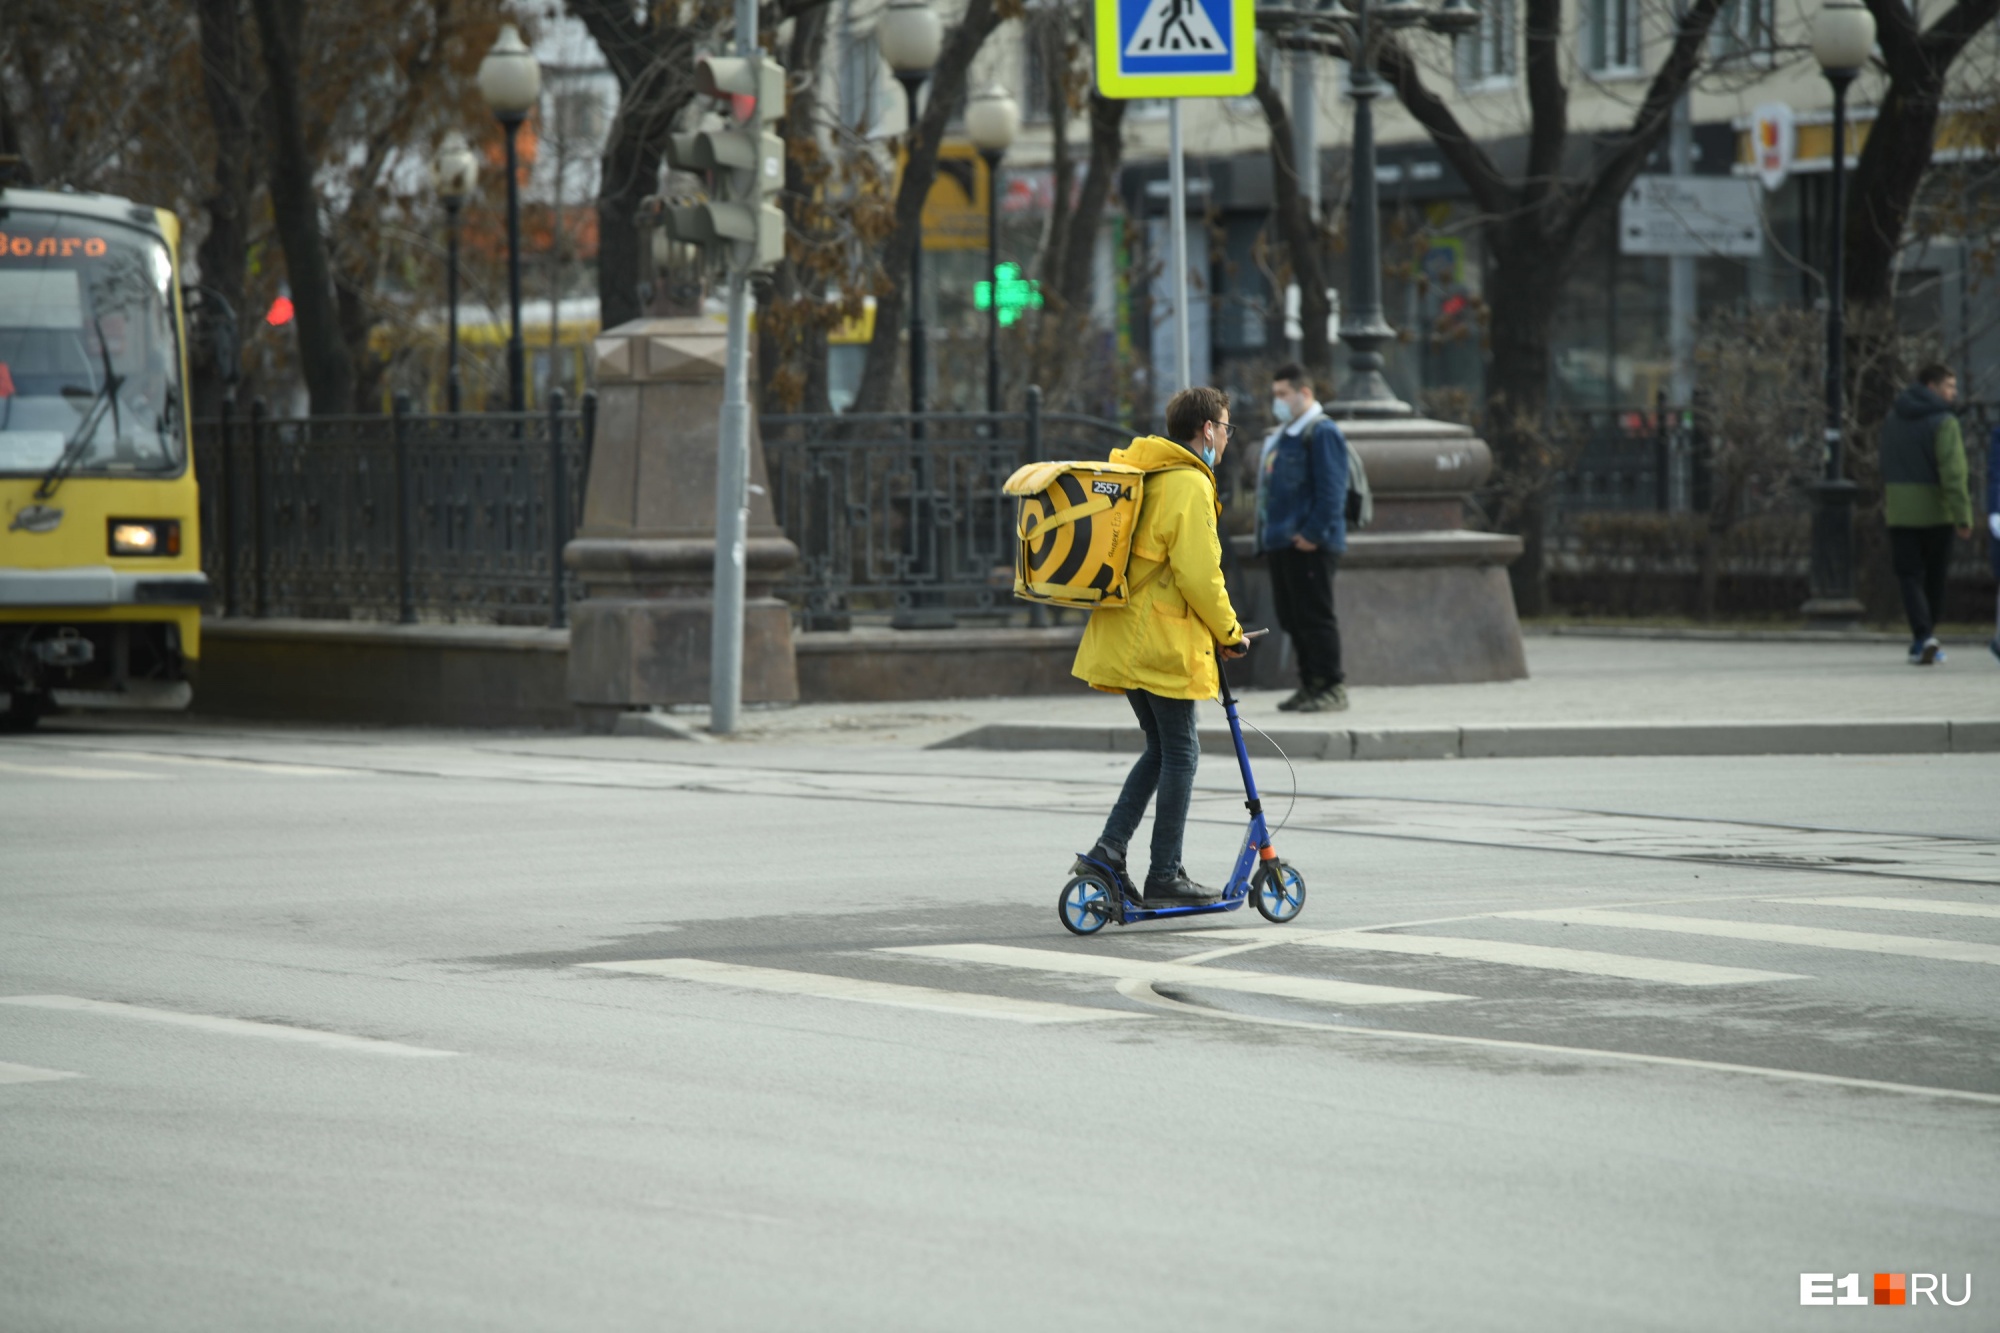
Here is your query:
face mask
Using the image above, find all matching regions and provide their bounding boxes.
[1199,444,1217,467]
[1271,397,1295,424]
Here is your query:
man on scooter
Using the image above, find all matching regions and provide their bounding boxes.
[1072,387,1252,904]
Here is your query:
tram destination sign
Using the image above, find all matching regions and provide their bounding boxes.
[1619,175,1762,258]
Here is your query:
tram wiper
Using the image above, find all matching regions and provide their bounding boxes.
[35,316,124,501]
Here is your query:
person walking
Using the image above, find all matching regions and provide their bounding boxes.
[1260,364,1349,711]
[1880,363,1972,665]
[1073,387,1249,905]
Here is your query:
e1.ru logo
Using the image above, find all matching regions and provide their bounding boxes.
[1800,1273,1972,1306]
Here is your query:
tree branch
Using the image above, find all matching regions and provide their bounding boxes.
[1377,38,1512,217]
[1562,0,1727,247]
[1521,0,1567,199]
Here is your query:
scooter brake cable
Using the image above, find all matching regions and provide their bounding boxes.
[1234,712,1300,839]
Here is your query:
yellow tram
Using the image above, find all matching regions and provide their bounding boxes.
[0,185,204,730]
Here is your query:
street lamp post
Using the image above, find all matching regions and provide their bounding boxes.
[967,86,1019,418]
[880,0,941,421]
[430,132,478,415]
[1256,0,1478,417]
[1803,0,1875,627]
[478,24,541,414]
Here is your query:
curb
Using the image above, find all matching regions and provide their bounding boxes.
[1528,624,1995,646]
[930,718,2000,761]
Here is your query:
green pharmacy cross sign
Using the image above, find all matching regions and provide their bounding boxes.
[975,262,1043,327]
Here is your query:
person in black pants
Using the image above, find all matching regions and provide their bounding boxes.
[1879,364,1972,665]
[1259,365,1349,711]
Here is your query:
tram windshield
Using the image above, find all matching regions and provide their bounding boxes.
[0,210,184,477]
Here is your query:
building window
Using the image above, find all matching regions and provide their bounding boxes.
[1583,0,1640,73]
[1456,0,1515,87]
[1711,0,1776,59]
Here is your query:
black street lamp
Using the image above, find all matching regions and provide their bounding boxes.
[430,131,478,415]
[478,23,541,414]
[1803,0,1875,626]
[880,0,941,421]
[967,86,1020,418]
[1257,0,1478,417]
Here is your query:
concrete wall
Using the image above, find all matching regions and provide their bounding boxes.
[197,621,573,729]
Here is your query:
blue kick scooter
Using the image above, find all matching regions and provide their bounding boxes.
[1058,650,1307,935]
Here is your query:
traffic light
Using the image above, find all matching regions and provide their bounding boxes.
[664,55,787,272]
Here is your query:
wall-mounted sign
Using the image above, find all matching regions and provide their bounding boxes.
[1751,103,1794,192]
[1620,175,1762,257]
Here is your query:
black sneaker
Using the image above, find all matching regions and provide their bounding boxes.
[1143,866,1223,904]
[1075,841,1138,903]
[1275,686,1311,712]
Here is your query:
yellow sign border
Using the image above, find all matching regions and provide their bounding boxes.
[1094,0,1256,99]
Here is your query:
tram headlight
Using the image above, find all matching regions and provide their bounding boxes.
[109,519,180,556]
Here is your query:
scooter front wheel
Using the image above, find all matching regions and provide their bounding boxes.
[1058,876,1115,935]
[1253,862,1306,923]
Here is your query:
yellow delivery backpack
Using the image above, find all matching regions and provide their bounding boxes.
[1002,459,1174,609]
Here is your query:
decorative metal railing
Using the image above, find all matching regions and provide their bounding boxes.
[194,394,594,627]
[760,388,1132,626]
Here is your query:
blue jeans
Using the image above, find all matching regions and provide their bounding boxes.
[1099,690,1200,882]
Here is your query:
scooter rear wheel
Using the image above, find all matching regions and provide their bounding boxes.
[1253,862,1306,923]
[1058,876,1115,935]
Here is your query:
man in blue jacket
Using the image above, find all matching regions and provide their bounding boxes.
[1260,364,1349,712]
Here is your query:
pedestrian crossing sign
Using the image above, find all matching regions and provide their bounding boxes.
[1095,0,1255,99]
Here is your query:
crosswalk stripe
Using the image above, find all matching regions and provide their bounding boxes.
[0,996,457,1056]
[1177,928,1807,985]
[0,1060,81,1085]
[581,958,1145,1024]
[1768,895,2000,920]
[1495,909,2000,967]
[0,759,159,780]
[879,943,1468,1006]
[67,748,359,778]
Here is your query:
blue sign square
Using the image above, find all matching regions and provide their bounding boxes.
[1117,0,1235,74]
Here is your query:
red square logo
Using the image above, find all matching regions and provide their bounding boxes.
[1874,1273,1907,1305]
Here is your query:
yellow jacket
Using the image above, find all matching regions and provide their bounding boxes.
[1071,435,1245,700]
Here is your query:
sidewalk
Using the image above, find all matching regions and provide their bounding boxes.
[633,635,2000,760]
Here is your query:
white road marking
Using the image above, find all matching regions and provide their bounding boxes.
[0,996,457,1056]
[61,748,358,778]
[1108,980,2000,1107]
[0,1060,81,1085]
[879,943,1468,1006]
[1770,895,2000,920]
[582,958,1145,1024]
[0,759,159,780]
[1189,928,1807,985]
[1496,909,2000,967]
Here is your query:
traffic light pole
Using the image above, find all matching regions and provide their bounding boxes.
[709,0,759,735]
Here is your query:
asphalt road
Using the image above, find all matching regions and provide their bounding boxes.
[2,719,1995,1331]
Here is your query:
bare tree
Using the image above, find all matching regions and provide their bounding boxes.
[1251,54,1333,389]
[1378,0,1726,611]
[1845,0,2000,418]
[1022,7,1129,410]
[247,0,354,415]
[848,0,1008,413]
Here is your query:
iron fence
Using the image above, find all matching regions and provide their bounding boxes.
[195,393,594,627]
[760,387,1131,626]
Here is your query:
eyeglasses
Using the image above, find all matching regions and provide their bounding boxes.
[1212,421,1238,440]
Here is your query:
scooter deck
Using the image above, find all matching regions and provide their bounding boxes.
[1115,893,1249,925]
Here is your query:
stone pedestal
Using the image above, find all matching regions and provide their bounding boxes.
[1231,416,1527,688]
[565,318,799,725]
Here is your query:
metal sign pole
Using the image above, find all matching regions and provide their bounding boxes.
[709,0,758,735]
[1168,99,1192,389]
